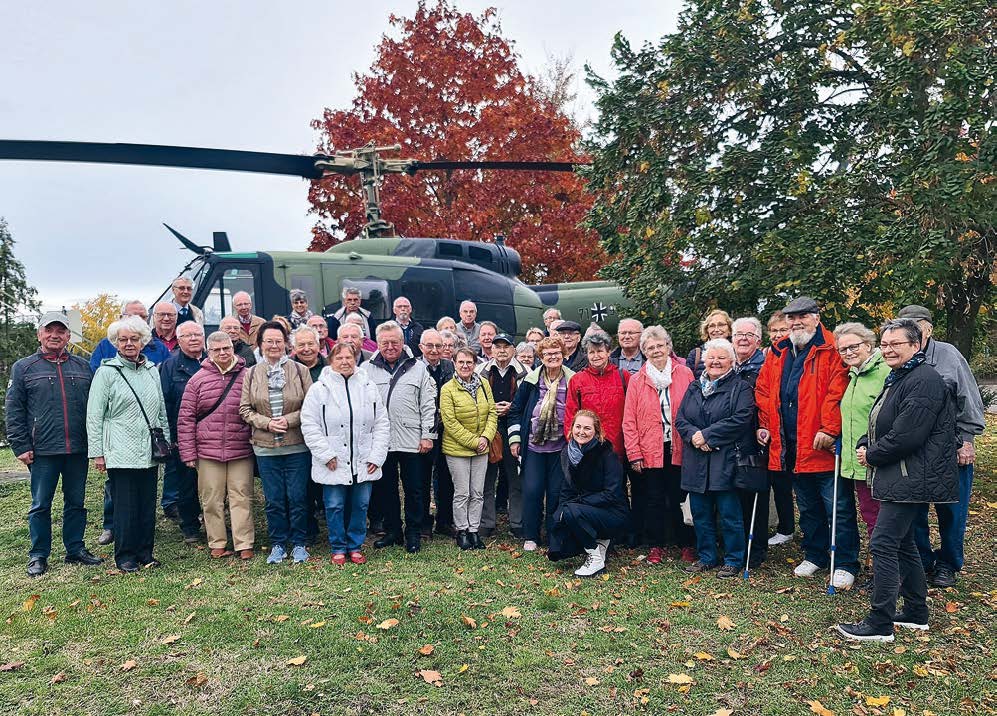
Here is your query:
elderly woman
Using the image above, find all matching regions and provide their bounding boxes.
[837,319,957,641]
[509,336,576,552]
[766,311,790,350]
[301,342,390,565]
[239,321,314,565]
[307,314,335,358]
[286,289,314,329]
[674,339,753,578]
[436,316,458,334]
[622,326,696,564]
[440,347,498,550]
[516,341,536,370]
[87,315,169,573]
[525,327,545,346]
[686,309,733,379]
[344,313,378,352]
[177,331,255,560]
[439,329,458,361]
[836,322,891,541]
[549,410,631,577]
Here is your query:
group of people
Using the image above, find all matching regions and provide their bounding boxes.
[6,282,984,641]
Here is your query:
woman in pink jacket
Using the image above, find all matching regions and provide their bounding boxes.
[177,331,255,559]
[622,325,696,565]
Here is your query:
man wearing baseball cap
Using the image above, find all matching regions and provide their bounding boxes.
[5,312,103,576]
[556,321,588,372]
[896,304,985,587]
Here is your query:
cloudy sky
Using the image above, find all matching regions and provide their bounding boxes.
[1,2,680,310]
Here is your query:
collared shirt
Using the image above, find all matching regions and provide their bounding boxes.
[616,350,644,374]
[173,301,195,326]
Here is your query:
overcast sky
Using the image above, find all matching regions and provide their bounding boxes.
[1,2,680,310]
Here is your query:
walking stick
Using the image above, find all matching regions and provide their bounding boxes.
[743,491,759,581]
[827,440,842,595]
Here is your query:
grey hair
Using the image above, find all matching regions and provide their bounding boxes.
[834,322,876,347]
[176,321,205,337]
[120,299,146,317]
[880,318,922,346]
[337,323,362,338]
[108,315,152,346]
[290,325,319,347]
[436,316,457,330]
[639,325,672,353]
[440,329,467,349]
[375,320,403,338]
[515,341,535,355]
[732,316,763,338]
[543,308,562,319]
[343,313,367,327]
[289,289,307,302]
[341,286,362,299]
[206,330,231,346]
[702,338,736,362]
[582,330,613,352]
[480,320,499,333]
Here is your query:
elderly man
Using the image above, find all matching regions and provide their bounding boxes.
[337,323,373,365]
[732,317,766,374]
[556,321,588,372]
[231,291,265,347]
[456,300,481,352]
[756,297,857,589]
[366,321,438,552]
[478,321,498,361]
[543,308,562,335]
[151,302,179,352]
[418,328,456,536]
[6,313,102,576]
[158,321,207,537]
[171,276,203,325]
[291,325,325,383]
[477,332,528,537]
[393,296,424,353]
[609,318,645,374]
[220,316,257,366]
[306,314,335,357]
[328,286,373,339]
[897,305,986,587]
[90,300,168,372]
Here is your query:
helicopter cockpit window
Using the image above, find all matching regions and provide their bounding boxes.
[340,279,389,320]
[467,245,493,263]
[437,242,462,258]
[201,268,257,326]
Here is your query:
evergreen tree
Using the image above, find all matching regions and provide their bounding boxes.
[0,217,41,438]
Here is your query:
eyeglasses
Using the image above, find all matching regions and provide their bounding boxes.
[153,312,175,318]
[118,336,142,344]
[706,322,729,329]
[880,340,914,351]
[208,346,233,353]
[732,332,758,340]
[421,343,443,350]
[618,330,641,335]
[837,343,865,355]
[541,353,563,360]
[262,339,284,347]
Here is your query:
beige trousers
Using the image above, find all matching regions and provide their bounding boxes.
[197,457,255,550]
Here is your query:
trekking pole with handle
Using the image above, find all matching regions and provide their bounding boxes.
[743,491,759,581]
[827,439,842,595]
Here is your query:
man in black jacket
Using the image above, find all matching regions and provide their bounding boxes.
[220,316,256,367]
[418,329,456,536]
[5,313,103,576]
[394,296,424,355]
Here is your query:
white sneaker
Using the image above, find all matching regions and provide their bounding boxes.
[574,547,606,578]
[595,539,610,561]
[794,560,821,577]
[768,532,793,546]
[831,569,855,590]
[523,540,538,552]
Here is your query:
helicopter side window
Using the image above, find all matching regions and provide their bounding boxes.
[201,268,257,326]
[339,279,390,321]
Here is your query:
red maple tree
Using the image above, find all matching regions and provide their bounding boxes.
[307,0,604,284]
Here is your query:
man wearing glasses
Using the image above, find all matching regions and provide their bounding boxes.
[610,318,646,375]
[755,296,857,589]
[418,329,456,537]
[171,277,203,326]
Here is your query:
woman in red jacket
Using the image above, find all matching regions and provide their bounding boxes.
[177,331,255,560]
[622,326,696,564]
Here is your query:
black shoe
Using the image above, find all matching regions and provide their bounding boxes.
[684,560,718,573]
[436,523,456,537]
[470,532,485,550]
[118,561,141,573]
[65,550,104,566]
[479,528,495,539]
[930,564,957,588]
[97,529,114,546]
[835,620,894,642]
[893,609,929,631]
[27,557,48,577]
[374,533,402,549]
[405,536,421,553]
[716,564,739,579]
[369,519,386,536]
[510,527,524,540]
[457,530,472,550]
[163,505,180,522]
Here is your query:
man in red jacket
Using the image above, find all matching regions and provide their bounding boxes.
[755,297,857,589]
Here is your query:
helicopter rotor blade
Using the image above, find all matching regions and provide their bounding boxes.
[163,223,209,255]
[0,140,329,180]
[408,160,586,174]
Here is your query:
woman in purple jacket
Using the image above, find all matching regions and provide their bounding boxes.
[178,331,255,559]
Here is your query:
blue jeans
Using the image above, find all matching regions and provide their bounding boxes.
[689,490,745,568]
[522,449,564,542]
[914,464,973,572]
[28,454,89,559]
[161,456,180,510]
[257,452,311,547]
[323,481,373,553]
[103,476,114,531]
[792,472,861,575]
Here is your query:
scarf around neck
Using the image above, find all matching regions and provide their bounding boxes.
[699,369,733,397]
[883,351,925,387]
[266,354,290,390]
[531,370,564,445]
[567,437,598,466]
[645,358,672,392]
[455,372,482,402]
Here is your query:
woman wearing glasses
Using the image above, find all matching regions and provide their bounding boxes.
[686,309,733,379]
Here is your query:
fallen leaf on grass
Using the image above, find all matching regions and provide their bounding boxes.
[667,673,694,685]
[807,700,834,715]
[286,655,308,666]
[457,664,469,674]
[183,612,196,625]
[461,615,477,628]
[146,598,159,606]
[780,613,789,623]
[186,672,208,688]
[161,634,181,645]
[717,615,736,631]
[500,606,522,618]
[376,618,399,630]
[944,602,958,613]
[309,621,326,629]
[727,648,746,659]
[23,594,39,612]
[274,615,290,623]
[670,601,691,608]
[584,677,600,686]
[694,652,715,661]
[418,644,435,656]
[419,669,443,686]
[186,577,204,589]
[866,695,890,706]
[120,660,138,672]
[50,672,66,684]
[0,662,24,672]
[710,710,733,716]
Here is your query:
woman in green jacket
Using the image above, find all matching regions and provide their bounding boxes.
[835,322,892,538]
[440,348,498,550]
[87,316,169,573]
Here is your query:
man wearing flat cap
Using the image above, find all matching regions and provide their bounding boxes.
[755,297,858,589]
[896,305,985,587]
[556,321,588,372]
[5,312,103,576]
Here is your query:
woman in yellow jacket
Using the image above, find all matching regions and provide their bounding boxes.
[440,347,498,550]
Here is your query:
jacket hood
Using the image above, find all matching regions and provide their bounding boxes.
[850,349,886,377]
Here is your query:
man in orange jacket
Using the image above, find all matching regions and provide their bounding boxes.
[755,297,858,589]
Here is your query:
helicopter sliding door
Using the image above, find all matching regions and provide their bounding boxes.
[196,261,261,330]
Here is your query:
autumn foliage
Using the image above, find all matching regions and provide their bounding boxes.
[307,0,604,284]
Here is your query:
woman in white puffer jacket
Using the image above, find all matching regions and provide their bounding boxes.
[301,342,390,566]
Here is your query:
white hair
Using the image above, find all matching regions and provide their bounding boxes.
[732,317,762,338]
[337,323,362,339]
[108,315,152,346]
[702,338,736,362]
[206,330,231,346]
[375,320,403,338]
[290,325,319,347]
[639,325,672,353]
[120,299,146,317]
[343,313,366,327]
[176,321,205,337]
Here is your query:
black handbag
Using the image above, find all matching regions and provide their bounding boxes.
[111,366,172,463]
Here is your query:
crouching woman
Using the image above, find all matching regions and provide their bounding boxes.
[549,410,631,577]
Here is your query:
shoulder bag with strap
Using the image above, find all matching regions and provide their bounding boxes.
[110,365,172,462]
[196,370,240,424]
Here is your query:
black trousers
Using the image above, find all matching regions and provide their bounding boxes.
[770,469,795,536]
[109,467,158,567]
[643,449,693,548]
[867,501,928,630]
[624,465,645,544]
[423,444,455,531]
[167,457,201,537]
[374,451,425,540]
[738,487,769,565]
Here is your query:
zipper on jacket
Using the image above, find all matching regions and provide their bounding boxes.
[55,360,71,452]
[344,374,357,485]
[900,459,909,478]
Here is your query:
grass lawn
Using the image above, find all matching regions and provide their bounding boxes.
[1,419,995,716]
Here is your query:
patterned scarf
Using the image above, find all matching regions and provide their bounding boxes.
[531,370,563,445]
[699,369,733,397]
[288,310,314,329]
[266,354,289,390]
[883,351,925,387]
[456,372,482,402]
[567,437,598,466]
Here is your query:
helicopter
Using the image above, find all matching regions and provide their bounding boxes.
[0,139,633,338]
